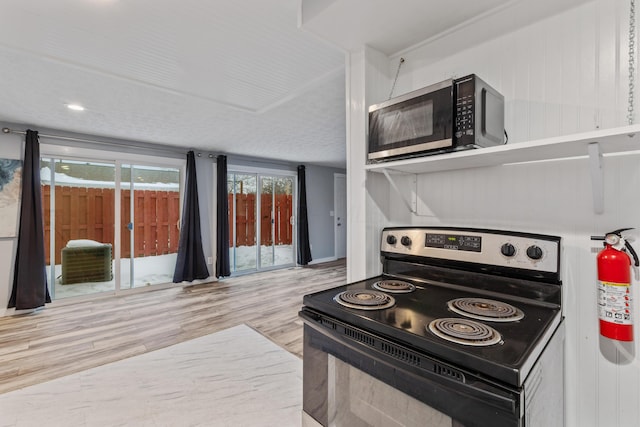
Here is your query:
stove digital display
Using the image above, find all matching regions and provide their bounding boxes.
[425,233,481,252]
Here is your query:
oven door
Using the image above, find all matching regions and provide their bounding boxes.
[300,308,523,427]
[368,79,453,161]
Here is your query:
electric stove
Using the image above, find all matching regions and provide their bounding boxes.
[300,227,565,427]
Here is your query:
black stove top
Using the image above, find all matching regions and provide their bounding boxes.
[302,273,561,386]
[301,227,563,387]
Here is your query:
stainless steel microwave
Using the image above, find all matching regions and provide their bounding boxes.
[368,74,505,162]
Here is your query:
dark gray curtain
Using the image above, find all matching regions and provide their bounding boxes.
[215,155,230,277]
[297,165,312,265]
[173,151,209,282]
[9,130,51,310]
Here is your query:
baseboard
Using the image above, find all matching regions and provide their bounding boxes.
[1,307,40,318]
[308,256,337,265]
[0,277,220,317]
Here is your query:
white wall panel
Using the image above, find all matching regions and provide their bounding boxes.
[363,47,394,279]
[511,28,532,145]
[346,46,392,282]
[346,49,367,282]
[394,0,629,143]
[529,26,548,141]
[578,2,601,132]
[407,154,640,427]
[597,1,620,129]
[560,8,582,135]
[544,14,564,138]
[351,0,640,425]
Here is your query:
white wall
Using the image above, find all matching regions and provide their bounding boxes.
[348,0,640,425]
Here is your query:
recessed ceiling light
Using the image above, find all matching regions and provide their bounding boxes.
[67,104,85,111]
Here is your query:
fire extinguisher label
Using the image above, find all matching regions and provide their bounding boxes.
[598,280,633,325]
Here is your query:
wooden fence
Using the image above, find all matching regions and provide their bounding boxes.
[43,185,180,264]
[42,186,291,265]
[229,194,292,247]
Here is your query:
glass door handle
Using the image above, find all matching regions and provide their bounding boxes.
[127,222,133,231]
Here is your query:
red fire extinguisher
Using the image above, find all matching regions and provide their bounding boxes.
[592,228,639,341]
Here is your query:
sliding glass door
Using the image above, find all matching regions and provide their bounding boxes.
[42,151,183,300]
[228,173,258,273]
[120,164,181,289]
[260,175,295,268]
[42,158,117,299]
[228,170,295,274]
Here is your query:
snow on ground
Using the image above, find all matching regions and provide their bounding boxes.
[48,245,294,300]
[48,253,177,299]
[232,244,294,271]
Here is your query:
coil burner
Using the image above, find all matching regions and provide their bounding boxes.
[372,279,416,293]
[428,318,502,347]
[448,298,524,322]
[334,290,396,310]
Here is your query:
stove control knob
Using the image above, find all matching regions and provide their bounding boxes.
[526,245,543,260]
[386,235,397,245]
[500,243,516,257]
[400,236,412,247]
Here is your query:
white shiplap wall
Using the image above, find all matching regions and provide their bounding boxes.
[353,0,640,426]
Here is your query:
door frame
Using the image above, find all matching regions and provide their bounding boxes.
[334,173,347,259]
[41,144,185,299]
[227,165,297,275]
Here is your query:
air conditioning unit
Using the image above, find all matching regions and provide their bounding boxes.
[61,243,113,285]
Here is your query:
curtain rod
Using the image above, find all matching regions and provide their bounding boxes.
[1,127,218,158]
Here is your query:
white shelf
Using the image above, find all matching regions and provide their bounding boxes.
[366,125,640,215]
[364,125,640,175]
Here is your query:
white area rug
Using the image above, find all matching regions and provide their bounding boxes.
[0,325,302,427]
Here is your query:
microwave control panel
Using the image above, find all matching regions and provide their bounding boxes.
[454,77,475,141]
[453,74,504,148]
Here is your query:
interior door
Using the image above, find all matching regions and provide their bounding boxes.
[335,174,347,259]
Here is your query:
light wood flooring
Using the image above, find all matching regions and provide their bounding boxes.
[0,259,346,395]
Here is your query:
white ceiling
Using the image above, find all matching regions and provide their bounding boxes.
[0,0,592,168]
[300,0,593,56]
